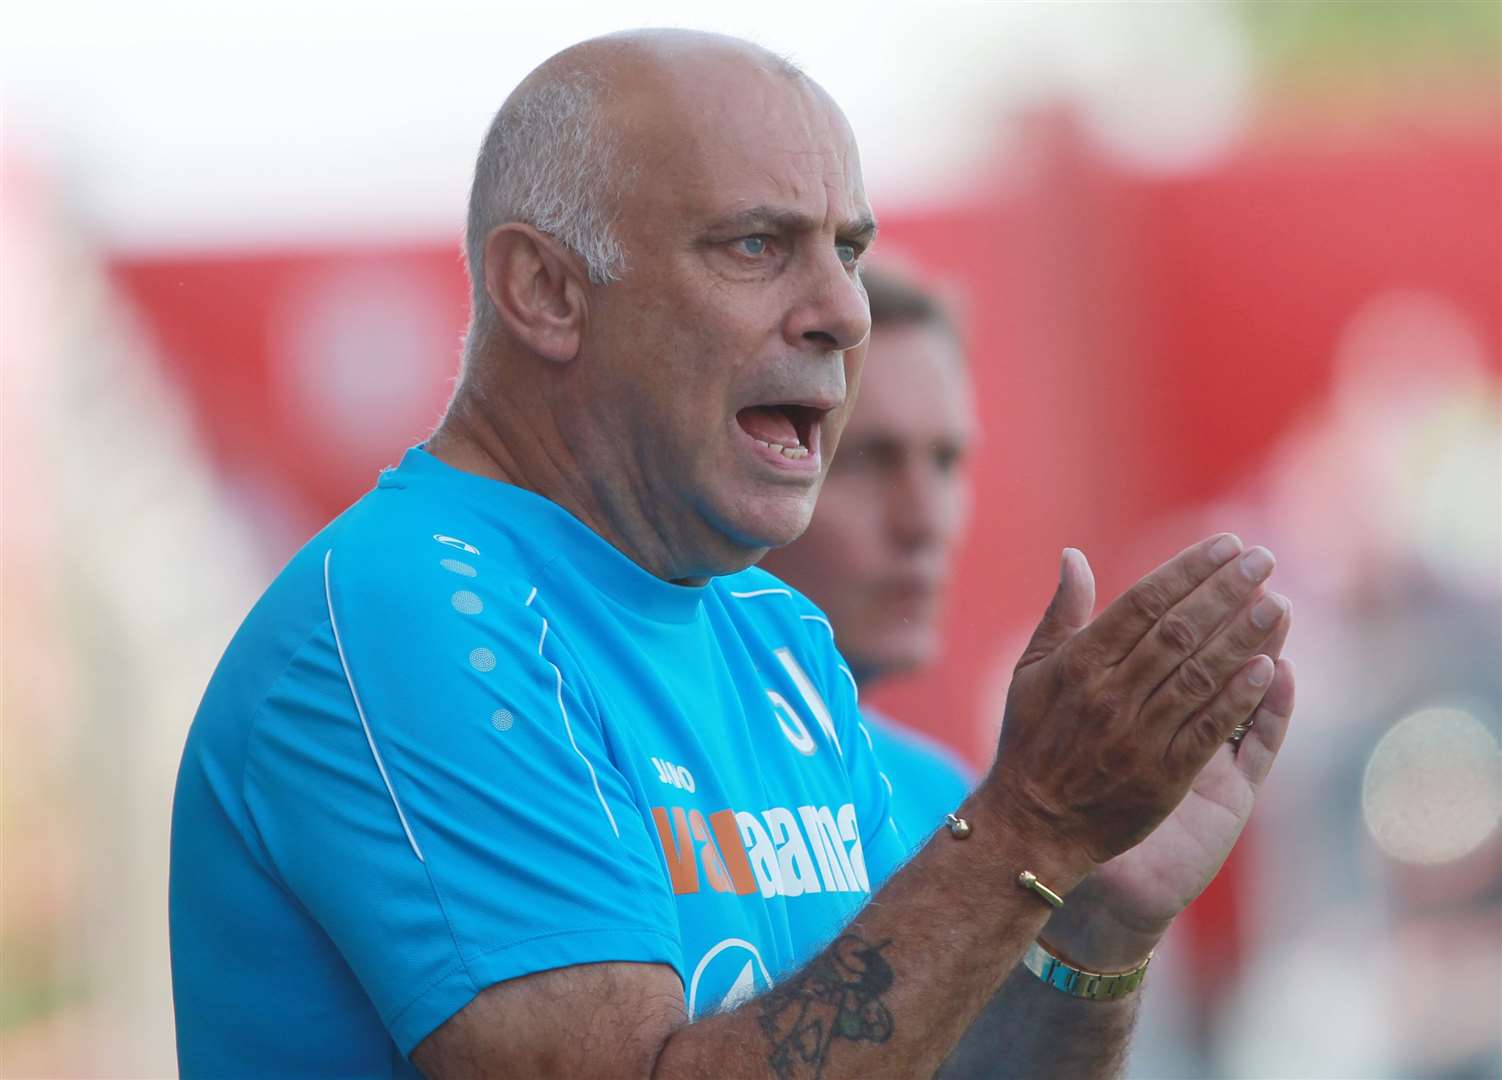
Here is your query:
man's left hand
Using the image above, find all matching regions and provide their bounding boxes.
[1041,653,1296,971]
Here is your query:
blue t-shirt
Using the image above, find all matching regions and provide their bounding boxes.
[169,447,908,1077]
[858,707,976,847]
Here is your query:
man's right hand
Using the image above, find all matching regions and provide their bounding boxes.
[984,534,1288,868]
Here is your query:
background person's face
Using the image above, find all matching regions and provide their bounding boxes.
[762,321,974,681]
[578,61,874,574]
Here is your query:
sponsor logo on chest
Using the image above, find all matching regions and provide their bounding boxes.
[647,647,866,899]
[649,801,870,899]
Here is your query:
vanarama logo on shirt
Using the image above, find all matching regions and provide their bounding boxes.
[651,803,871,899]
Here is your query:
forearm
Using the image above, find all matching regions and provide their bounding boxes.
[652,793,1091,1080]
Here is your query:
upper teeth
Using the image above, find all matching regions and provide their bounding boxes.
[753,438,810,460]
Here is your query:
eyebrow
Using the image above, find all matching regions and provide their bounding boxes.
[707,205,879,245]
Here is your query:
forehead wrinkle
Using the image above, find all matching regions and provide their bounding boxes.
[726,140,871,234]
[709,205,878,243]
[654,155,869,245]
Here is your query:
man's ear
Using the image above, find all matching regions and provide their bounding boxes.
[482,224,589,363]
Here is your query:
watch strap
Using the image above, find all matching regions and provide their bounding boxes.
[1021,939,1152,1001]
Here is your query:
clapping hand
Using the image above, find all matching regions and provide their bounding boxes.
[989,535,1295,968]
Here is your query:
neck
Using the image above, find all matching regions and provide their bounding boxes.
[428,371,752,585]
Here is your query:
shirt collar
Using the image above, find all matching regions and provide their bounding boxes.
[381,445,708,623]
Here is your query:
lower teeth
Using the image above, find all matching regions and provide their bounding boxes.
[753,438,808,459]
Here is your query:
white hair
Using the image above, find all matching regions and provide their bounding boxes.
[461,71,628,366]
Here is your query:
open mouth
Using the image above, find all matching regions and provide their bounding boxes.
[734,403,824,461]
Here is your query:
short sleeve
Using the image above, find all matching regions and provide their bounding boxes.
[788,594,912,893]
[243,546,683,1055]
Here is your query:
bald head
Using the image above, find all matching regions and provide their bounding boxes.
[461,30,808,366]
[539,28,805,88]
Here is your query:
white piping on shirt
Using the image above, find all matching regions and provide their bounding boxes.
[857,720,897,800]
[323,549,426,863]
[799,613,835,639]
[729,587,793,600]
[532,592,620,839]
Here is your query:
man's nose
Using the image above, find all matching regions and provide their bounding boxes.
[888,464,962,552]
[783,254,871,354]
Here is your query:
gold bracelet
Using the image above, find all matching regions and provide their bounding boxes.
[946,811,1066,910]
[1022,939,1153,1001]
[944,812,972,839]
[1016,869,1064,908]
[945,814,1067,912]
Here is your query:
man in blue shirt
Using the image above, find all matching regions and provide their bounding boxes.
[172,446,902,1071]
[760,265,978,840]
[171,28,1295,1079]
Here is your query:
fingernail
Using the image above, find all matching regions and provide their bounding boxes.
[1250,592,1287,629]
[1239,546,1276,583]
[1210,534,1242,565]
[1061,547,1079,584]
[1246,655,1274,686]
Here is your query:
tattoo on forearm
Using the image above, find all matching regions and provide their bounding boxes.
[757,933,895,1079]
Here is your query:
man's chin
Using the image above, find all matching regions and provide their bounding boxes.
[713,490,819,554]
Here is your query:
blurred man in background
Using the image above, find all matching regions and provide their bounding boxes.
[761,264,976,840]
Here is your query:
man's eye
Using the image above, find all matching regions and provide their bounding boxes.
[735,236,770,257]
[835,242,859,266]
[933,445,966,473]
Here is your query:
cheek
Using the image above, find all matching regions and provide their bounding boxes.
[842,342,866,396]
[943,476,975,540]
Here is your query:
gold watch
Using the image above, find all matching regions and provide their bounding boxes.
[1021,938,1152,1001]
